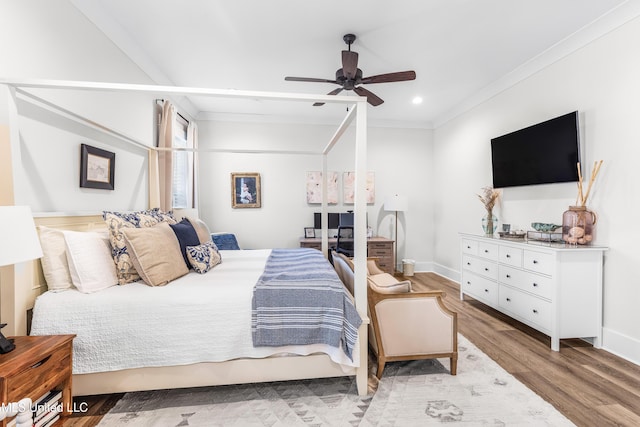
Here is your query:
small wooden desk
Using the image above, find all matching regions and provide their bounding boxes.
[300,236,394,274]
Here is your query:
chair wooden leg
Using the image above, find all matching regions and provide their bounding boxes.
[450,354,458,376]
[376,359,386,379]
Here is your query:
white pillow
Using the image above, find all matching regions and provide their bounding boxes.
[63,230,118,293]
[38,226,74,292]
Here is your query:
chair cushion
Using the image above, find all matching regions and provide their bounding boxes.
[368,273,411,294]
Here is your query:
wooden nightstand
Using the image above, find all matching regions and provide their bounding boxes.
[0,335,75,426]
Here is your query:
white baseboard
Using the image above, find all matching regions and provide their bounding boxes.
[602,327,640,365]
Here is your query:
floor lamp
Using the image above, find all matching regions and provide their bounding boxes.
[384,195,408,273]
[0,206,43,353]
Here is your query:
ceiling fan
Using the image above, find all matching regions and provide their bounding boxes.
[285,34,416,107]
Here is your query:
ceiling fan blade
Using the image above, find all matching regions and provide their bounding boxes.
[342,50,359,80]
[313,88,344,106]
[285,76,337,84]
[360,70,416,84]
[354,86,384,106]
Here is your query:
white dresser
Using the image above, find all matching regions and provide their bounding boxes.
[459,233,607,351]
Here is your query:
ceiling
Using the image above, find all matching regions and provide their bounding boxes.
[71,0,638,129]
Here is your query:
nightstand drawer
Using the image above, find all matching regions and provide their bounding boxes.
[6,347,71,403]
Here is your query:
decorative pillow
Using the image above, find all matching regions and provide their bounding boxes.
[63,230,118,293]
[37,226,74,292]
[187,217,212,245]
[169,218,201,267]
[211,232,240,250]
[121,222,188,286]
[103,209,177,285]
[186,240,222,274]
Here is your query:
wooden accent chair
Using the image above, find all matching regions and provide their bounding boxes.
[331,251,458,378]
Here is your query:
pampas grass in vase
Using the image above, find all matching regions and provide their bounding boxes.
[478,186,501,235]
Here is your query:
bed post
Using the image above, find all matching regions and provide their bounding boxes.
[353,102,369,396]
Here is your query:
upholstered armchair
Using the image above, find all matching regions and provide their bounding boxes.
[332,251,458,379]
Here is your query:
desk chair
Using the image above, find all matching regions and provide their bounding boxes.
[335,226,354,257]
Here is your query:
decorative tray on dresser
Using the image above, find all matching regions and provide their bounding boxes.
[459,233,608,351]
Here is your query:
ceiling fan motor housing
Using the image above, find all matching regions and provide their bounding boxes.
[336,68,363,90]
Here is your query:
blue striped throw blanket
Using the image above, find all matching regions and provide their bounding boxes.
[251,248,362,360]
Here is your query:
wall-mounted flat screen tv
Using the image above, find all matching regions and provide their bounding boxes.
[491,111,580,188]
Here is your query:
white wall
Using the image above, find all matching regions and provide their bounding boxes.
[197,120,434,269]
[0,0,162,211]
[433,15,640,363]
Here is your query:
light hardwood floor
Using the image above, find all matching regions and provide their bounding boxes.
[63,272,640,427]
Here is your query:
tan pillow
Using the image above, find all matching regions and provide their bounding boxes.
[122,222,188,286]
[367,273,412,294]
[187,217,212,244]
[37,226,74,292]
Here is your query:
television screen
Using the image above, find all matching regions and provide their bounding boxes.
[314,212,340,229]
[491,111,580,188]
[339,212,354,227]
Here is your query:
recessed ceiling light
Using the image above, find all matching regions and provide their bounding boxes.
[412,96,423,105]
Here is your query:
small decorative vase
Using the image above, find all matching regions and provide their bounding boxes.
[562,206,596,245]
[482,211,498,236]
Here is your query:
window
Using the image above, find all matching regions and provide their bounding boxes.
[171,114,194,209]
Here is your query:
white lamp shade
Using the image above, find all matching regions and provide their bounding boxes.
[384,195,409,212]
[0,206,43,267]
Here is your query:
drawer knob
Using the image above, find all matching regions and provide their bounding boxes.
[484,249,489,253]
[467,262,471,266]
[467,246,471,249]
[506,297,511,302]
[484,289,489,293]
[533,309,538,314]
[506,254,511,258]
[506,274,511,279]
[533,283,539,287]
[484,267,489,271]
[533,260,539,264]
[467,281,471,285]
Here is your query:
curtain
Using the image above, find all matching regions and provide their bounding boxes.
[187,120,199,209]
[158,100,175,212]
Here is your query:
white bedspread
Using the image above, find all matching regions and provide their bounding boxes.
[30,249,359,374]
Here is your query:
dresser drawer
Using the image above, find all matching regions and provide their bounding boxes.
[461,239,478,255]
[499,246,522,267]
[462,255,497,280]
[462,271,498,306]
[499,286,551,331]
[523,250,554,275]
[478,242,498,261]
[498,265,552,300]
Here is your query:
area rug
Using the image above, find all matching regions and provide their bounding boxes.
[97,335,574,426]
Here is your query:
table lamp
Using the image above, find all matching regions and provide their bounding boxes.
[0,205,43,353]
[384,195,409,273]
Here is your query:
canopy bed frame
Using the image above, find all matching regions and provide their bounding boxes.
[0,78,370,396]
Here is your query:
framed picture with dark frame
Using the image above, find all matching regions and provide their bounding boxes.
[231,172,261,208]
[80,144,115,190]
[304,227,315,238]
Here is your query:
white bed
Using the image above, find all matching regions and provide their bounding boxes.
[1,78,371,396]
[30,249,359,375]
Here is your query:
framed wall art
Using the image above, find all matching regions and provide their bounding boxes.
[306,171,338,204]
[343,171,375,204]
[80,143,115,190]
[231,172,261,208]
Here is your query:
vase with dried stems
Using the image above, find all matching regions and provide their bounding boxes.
[477,186,500,236]
[562,160,603,245]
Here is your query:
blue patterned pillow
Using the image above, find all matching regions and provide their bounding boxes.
[211,233,240,250]
[186,240,222,274]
